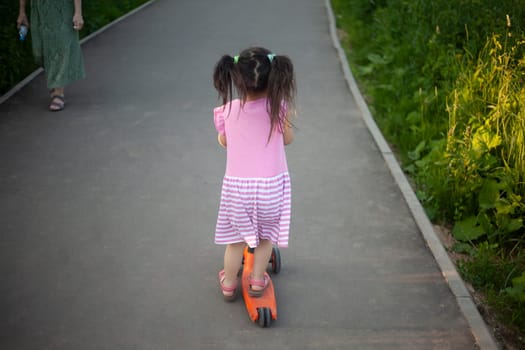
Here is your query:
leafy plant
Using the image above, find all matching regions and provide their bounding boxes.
[506,271,525,303]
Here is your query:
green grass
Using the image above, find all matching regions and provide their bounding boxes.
[459,242,525,332]
[331,0,525,342]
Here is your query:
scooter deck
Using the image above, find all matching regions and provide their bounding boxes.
[241,247,278,323]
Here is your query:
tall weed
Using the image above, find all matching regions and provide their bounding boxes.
[444,31,525,244]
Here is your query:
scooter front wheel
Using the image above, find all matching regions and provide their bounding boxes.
[257,307,272,327]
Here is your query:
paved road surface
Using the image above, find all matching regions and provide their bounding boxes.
[1,0,480,349]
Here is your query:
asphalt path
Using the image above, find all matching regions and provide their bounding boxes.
[1,0,481,349]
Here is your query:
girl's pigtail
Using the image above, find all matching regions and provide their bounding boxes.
[213,55,236,106]
[267,55,296,133]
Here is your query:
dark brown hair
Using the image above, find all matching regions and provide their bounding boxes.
[213,47,296,138]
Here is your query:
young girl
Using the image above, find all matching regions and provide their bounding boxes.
[212,47,296,301]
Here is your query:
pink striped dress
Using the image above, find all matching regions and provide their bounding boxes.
[213,98,291,248]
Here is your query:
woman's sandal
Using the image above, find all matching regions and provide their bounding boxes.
[248,273,270,297]
[218,270,238,302]
[49,95,65,112]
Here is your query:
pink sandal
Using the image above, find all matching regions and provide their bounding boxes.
[248,273,270,297]
[218,270,238,302]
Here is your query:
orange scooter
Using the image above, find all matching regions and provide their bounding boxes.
[241,246,281,327]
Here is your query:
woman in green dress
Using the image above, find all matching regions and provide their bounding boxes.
[17,0,85,111]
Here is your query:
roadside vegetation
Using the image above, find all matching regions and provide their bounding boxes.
[331,0,525,347]
[0,0,151,96]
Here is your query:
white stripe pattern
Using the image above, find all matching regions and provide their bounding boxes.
[215,172,291,248]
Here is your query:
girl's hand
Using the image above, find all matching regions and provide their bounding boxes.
[283,119,294,145]
[73,13,84,31]
[218,134,227,148]
[17,13,28,28]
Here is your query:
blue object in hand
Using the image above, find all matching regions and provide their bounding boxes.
[19,25,28,41]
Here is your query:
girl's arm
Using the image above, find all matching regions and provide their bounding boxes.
[218,133,227,148]
[283,119,294,145]
[73,0,84,31]
[17,0,28,28]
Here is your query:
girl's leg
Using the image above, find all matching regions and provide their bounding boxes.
[251,239,273,291]
[222,242,245,287]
